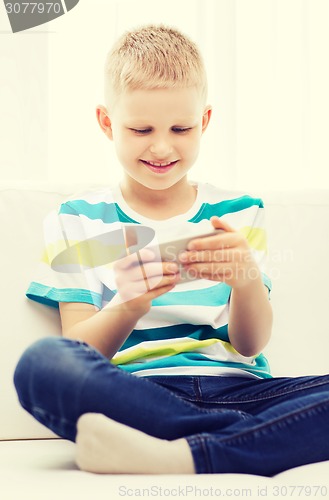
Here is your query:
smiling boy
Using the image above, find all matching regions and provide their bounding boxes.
[98,86,210,220]
[14,25,329,476]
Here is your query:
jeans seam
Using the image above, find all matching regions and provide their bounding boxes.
[18,398,77,438]
[145,379,228,415]
[206,396,329,446]
[187,435,213,473]
[193,377,203,402]
[195,378,329,405]
[200,436,213,472]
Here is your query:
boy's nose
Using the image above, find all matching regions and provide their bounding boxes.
[149,138,173,157]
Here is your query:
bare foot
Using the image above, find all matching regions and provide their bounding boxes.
[75,413,195,474]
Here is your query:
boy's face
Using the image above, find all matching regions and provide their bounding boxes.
[97,87,211,193]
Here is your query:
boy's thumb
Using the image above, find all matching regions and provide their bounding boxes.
[210,216,234,232]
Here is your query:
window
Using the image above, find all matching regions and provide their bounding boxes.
[1,0,328,190]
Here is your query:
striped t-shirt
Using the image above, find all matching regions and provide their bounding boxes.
[26,181,272,379]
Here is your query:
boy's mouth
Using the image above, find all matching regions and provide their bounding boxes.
[140,159,178,173]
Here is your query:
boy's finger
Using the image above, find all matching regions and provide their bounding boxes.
[179,249,231,263]
[186,217,235,250]
[187,227,238,251]
[210,216,234,232]
[114,248,154,270]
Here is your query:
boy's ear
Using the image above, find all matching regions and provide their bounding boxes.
[201,105,212,134]
[96,105,114,140]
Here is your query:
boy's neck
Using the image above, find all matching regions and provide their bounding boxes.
[119,177,197,220]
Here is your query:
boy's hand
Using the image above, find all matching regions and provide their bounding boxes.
[112,249,180,316]
[178,216,260,289]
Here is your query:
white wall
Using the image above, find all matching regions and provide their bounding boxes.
[1,0,328,192]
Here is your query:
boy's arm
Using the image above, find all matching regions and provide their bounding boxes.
[179,215,272,357]
[59,252,180,359]
[228,277,272,357]
[59,300,143,359]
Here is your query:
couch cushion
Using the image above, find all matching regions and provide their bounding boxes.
[0,439,328,500]
[262,189,329,377]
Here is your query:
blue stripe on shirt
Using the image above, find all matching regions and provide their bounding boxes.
[189,196,264,223]
[152,282,232,307]
[26,282,103,309]
[59,200,138,224]
[121,323,229,350]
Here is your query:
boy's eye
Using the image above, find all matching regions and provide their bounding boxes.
[172,127,192,134]
[130,128,152,135]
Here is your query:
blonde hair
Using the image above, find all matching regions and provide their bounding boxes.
[104,24,208,112]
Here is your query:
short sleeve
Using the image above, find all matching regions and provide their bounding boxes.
[26,202,104,309]
[239,199,272,294]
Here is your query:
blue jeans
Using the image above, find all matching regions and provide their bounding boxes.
[13,337,329,476]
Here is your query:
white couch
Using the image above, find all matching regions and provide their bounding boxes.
[1,182,328,499]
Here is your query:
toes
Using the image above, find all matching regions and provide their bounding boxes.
[77,412,103,432]
[76,413,99,472]
[75,413,114,473]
